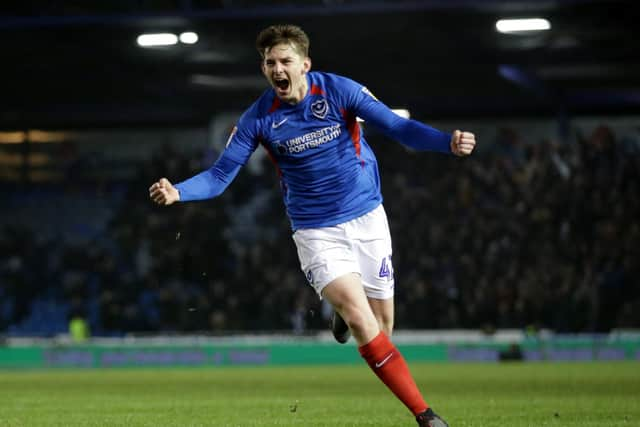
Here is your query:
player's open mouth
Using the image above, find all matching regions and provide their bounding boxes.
[274,78,290,92]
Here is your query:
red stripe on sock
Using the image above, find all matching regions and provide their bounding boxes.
[358,332,428,416]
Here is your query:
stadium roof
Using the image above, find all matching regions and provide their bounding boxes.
[1,0,638,128]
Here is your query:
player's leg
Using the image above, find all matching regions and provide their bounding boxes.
[367,296,394,336]
[354,204,395,336]
[321,273,380,344]
[292,213,446,425]
[292,225,363,344]
[323,276,447,426]
[331,289,394,344]
[354,205,448,426]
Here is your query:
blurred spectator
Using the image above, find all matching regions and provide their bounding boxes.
[69,316,90,342]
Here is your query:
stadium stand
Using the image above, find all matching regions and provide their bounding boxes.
[1,123,638,337]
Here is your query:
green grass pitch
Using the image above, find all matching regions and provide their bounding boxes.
[0,362,638,426]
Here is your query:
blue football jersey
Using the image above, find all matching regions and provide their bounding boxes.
[224,72,384,229]
[175,71,452,230]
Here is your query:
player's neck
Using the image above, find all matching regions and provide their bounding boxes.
[282,75,309,105]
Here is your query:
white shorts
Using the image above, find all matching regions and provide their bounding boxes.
[292,204,394,300]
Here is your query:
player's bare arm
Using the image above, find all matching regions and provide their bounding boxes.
[149,177,180,205]
[450,130,476,156]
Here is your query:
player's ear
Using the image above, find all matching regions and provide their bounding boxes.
[303,57,311,73]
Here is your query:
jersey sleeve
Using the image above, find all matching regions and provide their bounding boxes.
[174,107,261,202]
[219,108,261,165]
[336,75,452,154]
[174,154,242,201]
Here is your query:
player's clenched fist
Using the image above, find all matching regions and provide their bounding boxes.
[450,130,476,156]
[149,177,180,205]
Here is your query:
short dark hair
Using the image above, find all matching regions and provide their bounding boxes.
[256,24,310,59]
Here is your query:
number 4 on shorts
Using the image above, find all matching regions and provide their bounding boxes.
[379,255,392,279]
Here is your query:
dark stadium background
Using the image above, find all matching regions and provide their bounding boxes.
[1,0,638,338]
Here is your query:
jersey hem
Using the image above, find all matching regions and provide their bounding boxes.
[290,199,382,231]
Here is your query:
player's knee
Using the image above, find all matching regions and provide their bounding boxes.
[340,305,377,336]
[379,318,394,336]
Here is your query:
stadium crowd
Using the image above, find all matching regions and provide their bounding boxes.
[1,123,638,336]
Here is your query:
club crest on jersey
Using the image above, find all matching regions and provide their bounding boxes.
[310,98,329,119]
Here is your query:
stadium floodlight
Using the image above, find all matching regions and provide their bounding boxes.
[137,33,178,47]
[179,32,199,44]
[496,18,551,33]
